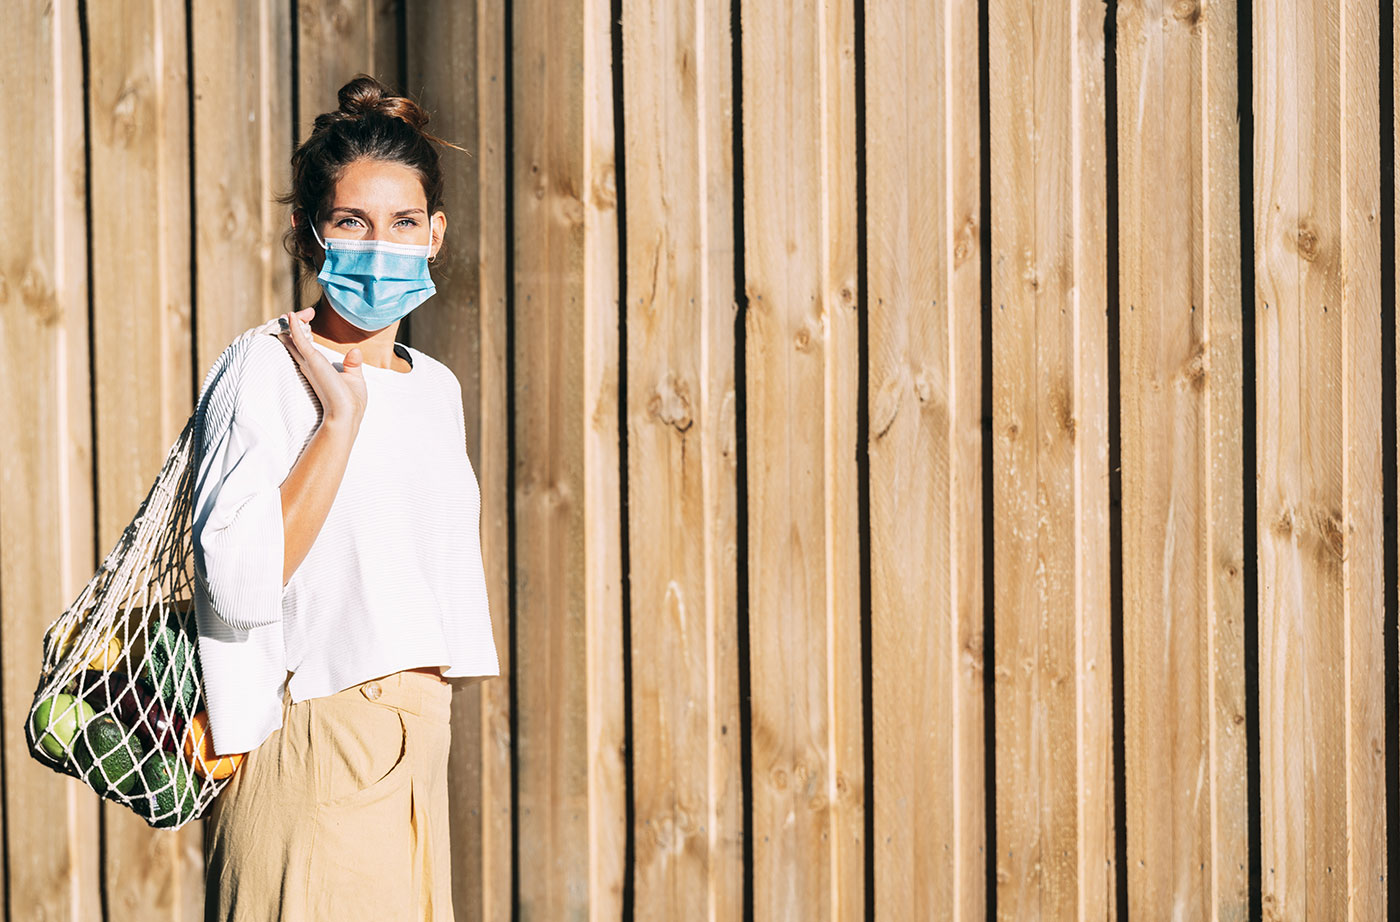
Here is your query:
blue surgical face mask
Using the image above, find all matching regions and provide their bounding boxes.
[309,217,436,332]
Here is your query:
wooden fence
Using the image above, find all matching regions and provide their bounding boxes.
[2,0,1397,919]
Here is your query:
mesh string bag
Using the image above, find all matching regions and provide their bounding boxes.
[26,319,288,830]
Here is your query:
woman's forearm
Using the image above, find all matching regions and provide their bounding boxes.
[279,418,357,586]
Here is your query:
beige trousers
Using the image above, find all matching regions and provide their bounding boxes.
[203,669,454,922]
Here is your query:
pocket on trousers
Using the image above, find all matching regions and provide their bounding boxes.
[308,695,410,808]
[305,699,415,921]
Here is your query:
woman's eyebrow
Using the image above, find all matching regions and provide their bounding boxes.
[328,206,426,217]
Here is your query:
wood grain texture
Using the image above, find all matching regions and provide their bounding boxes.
[865,0,984,917]
[512,0,627,914]
[620,0,743,917]
[740,0,864,917]
[582,0,629,915]
[193,0,293,370]
[295,0,402,315]
[0,0,102,918]
[86,0,201,918]
[469,0,513,916]
[1115,0,1248,917]
[402,2,501,919]
[295,0,401,139]
[1253,0,1385,917]
[990,0,1113,917]
[1339,0,1386,906]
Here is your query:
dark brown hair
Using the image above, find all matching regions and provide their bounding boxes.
[277,74,464,295]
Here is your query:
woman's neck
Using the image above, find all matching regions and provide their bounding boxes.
[307,296,406,371]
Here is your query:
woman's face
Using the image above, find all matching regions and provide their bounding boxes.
[309,157,446,265]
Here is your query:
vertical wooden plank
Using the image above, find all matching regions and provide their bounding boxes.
[1116,0,1248,917]
[403,0,482,902]
[469,0,513,916]
[513,0,626,914]
[990,0,1112,917]
[1252,0,1304,911]
[583,0,629,914]
[621,0,744,918]
[86,0,200,918]
[865,0,984,917]
[402,3,512,920]
[294,0,401,316]
[193,0,293,374]
[1202,3,1251,917]
[1340,0,1387,908]
[1255,0,1386,916]
[512,0,587,912]
[0,0,103,918]
[741,0,864,916]
[988,0,1040,909]
[296,0,401,139]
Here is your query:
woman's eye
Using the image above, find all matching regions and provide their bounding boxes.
[336,217,363,228]
[396,218,418,227]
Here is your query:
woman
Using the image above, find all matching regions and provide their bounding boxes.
[191,74,499,922]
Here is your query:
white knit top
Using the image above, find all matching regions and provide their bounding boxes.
[191,318,500,756]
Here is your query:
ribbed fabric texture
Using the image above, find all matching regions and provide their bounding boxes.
[191,319,499,756]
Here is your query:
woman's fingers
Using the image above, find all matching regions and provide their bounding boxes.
[274,311,365,424]
[277,311,323,376]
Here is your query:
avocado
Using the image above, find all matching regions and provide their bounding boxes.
[72,716,143,796]
[137,750,199,827]
[140,612,201,716]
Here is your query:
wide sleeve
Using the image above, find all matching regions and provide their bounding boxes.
[191,408,288,631]
[190,336,296,755]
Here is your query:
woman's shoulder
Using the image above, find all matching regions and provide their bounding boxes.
[199,318,283,374]
[197,323,317,436]
[400,344,462,396]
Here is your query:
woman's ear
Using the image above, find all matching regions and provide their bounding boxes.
[430,211,447,261]
[293,209,328,271]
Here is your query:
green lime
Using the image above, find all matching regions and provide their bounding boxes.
[31,693,96,760]
[138,750,198,827]
[72,716,144,796]
[140,612,200,716]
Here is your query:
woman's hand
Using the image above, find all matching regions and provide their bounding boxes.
[275,307,367,432]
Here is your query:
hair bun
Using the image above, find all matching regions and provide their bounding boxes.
[336,74,430,132]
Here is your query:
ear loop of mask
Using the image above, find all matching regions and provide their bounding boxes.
[306,211,436,261]
[308,212,329,250]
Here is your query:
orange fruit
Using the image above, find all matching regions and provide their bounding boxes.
[181,711,244,780]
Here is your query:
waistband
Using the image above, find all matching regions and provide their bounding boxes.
[284,669,453,723]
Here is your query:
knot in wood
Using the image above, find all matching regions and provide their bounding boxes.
[1181,343,1209,391]
[647,372,693,433]
[591,164,617,210]
[953,215,978,266]
[1172,0,1201,25]
[1313,508,1347,562]
[110,79,143,147]
[913,369,934,404]
[1050,386,1076,440]
[20,267,59,326]
[1296,221,1320,261]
